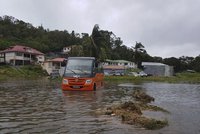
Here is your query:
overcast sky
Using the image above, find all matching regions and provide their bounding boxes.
[0,0,200,58]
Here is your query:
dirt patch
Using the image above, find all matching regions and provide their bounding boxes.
[132,89,155,103]
[102,90,169,130]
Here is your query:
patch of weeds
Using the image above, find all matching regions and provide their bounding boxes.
[132,89,155,103]
[140,118,168,130]
[102,89,170,130]
[139,103,170,113]
[104,101,169,130]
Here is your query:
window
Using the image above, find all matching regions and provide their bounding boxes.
[16,52,22,56]
[24,54,30,58]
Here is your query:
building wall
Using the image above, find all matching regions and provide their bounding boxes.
[143,65,174,76]
[103,61,136,68]
[127,62,136,68]
[42,61,65,76]
[4,52,44,65]
[36,55,45,63]
[143,65,165,76]
[165,65,174,76]
[42,62,53,75]
[0,53,5,63]
[5,52,15,63]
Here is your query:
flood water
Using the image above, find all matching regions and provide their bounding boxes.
[0,78,200,134]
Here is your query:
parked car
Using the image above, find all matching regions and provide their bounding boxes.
[128,72,139,77]
[104,72,111,76]
[113,72,124,76]
[128,71,148,77]
[138,71,147,77]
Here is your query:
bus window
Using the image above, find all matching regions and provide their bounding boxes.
[62,57,104,91]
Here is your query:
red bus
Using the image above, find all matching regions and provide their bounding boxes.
[61,57,104,91]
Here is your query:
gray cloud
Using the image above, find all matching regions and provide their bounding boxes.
[0,0,200,58]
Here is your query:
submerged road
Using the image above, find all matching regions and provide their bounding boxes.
[0,79,200,134]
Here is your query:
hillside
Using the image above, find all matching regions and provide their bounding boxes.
[0,15,200,72]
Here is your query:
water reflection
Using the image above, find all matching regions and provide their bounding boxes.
[0,79,200,134]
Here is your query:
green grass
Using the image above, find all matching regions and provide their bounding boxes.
[0,65,48,81]
[104,72,200,83]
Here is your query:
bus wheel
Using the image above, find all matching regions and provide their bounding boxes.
[93,83,96,91]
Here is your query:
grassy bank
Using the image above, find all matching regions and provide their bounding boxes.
[0,65,48,81]
[1,66,200,84]
[104,72,200,83]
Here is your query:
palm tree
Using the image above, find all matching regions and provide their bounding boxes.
[90,24,100,58]
[132,42,146,68]
[82,24,113,61]
[90,24,109,61]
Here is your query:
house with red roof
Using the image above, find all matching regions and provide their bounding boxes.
[0,45,44,65]
[41,57,66,76]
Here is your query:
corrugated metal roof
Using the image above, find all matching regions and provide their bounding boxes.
[142,62,166,66]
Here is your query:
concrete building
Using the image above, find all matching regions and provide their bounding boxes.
[42,58,66,76]
[0,45,44,65]
[103,59,136,68]
[103,65,125,76]
[142,62,174,76]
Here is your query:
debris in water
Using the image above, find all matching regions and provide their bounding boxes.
[100,89,169,130]
[132,89,155,103]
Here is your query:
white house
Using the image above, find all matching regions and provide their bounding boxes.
[63,46,71,53]
[0,45,44,65]
[42,58,66,76]
[103,59,136,68]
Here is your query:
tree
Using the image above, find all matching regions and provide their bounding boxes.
[163,57,181,72]
[190,55,200,72]
[90,24,112,61]
[132,42,146,68]
[179,56,194,71]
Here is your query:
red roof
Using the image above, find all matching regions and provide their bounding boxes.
[0,45,44,55]
[51,58,65,62]
[44,58,65,63]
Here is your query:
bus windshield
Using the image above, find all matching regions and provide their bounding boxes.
[64,59,93,77]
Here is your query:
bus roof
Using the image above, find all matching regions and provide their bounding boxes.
[68,57,95,60]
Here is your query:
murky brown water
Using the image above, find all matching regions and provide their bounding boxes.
[0,79,200,134]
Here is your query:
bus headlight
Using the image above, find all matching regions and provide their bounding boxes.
[62,79,68,85]
[85,79,92,84]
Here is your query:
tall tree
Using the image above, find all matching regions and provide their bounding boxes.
[90,24,111,61]
[163,57,181,72]
[190,55,200,72]
[132,42,146,68]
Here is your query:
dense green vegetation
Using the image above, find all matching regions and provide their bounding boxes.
[0,15,200,72]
